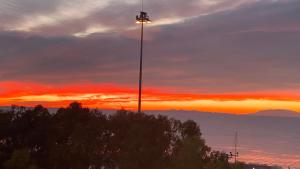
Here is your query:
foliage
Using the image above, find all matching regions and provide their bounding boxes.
[206,151,230,169]
[4,149,39,169]
[0,102,232,169]
[231,162,245,169]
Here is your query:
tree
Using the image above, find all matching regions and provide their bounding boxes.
[0,111,14,167]
[108,110,174,169]
[0,102,237,169]
[4,149,38,169]
[206,151,230,169]
[171,120,211,169]
[231,161,244,169]
[47,102,109,169]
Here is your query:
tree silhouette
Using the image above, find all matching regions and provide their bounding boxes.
[0,102,232,169]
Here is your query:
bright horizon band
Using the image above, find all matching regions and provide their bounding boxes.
[1,82,300,114]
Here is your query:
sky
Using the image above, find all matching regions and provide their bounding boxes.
[1,0,300,114]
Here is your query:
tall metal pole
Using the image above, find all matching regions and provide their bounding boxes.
[138,19,144,113]
[136,10,150,113]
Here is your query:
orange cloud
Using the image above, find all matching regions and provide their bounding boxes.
[1,81,300,114]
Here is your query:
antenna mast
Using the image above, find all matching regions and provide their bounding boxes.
[234,131,238,164]
[229,131,239,164]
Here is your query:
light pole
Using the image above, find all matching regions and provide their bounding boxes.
[136,10,151,113]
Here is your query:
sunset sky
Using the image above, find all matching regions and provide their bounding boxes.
[1,0,300,114]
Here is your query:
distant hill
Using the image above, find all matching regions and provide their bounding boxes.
[0,106,59,114]
[2,106,300,118]
[0,106,11,111]
[251,109,300,118]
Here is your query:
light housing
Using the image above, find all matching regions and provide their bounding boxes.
[136,11,151,24]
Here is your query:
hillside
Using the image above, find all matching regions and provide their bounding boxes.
[251,109,300,118]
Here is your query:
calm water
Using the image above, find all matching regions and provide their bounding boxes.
[148,111,300,169]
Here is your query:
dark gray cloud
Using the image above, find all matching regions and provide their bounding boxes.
[1,0,300,93]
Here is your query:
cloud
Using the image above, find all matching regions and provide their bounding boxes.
[0,0,300,94]
[0,0,256,36]
[0,0,113,32]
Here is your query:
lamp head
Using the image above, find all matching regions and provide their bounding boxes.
[136,11,151,24]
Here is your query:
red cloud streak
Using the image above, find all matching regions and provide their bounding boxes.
[1,81,300,113]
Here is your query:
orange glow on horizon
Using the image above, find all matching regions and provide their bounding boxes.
[1,81,300,114]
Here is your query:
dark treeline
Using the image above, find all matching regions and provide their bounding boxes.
[0,102,237,169]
